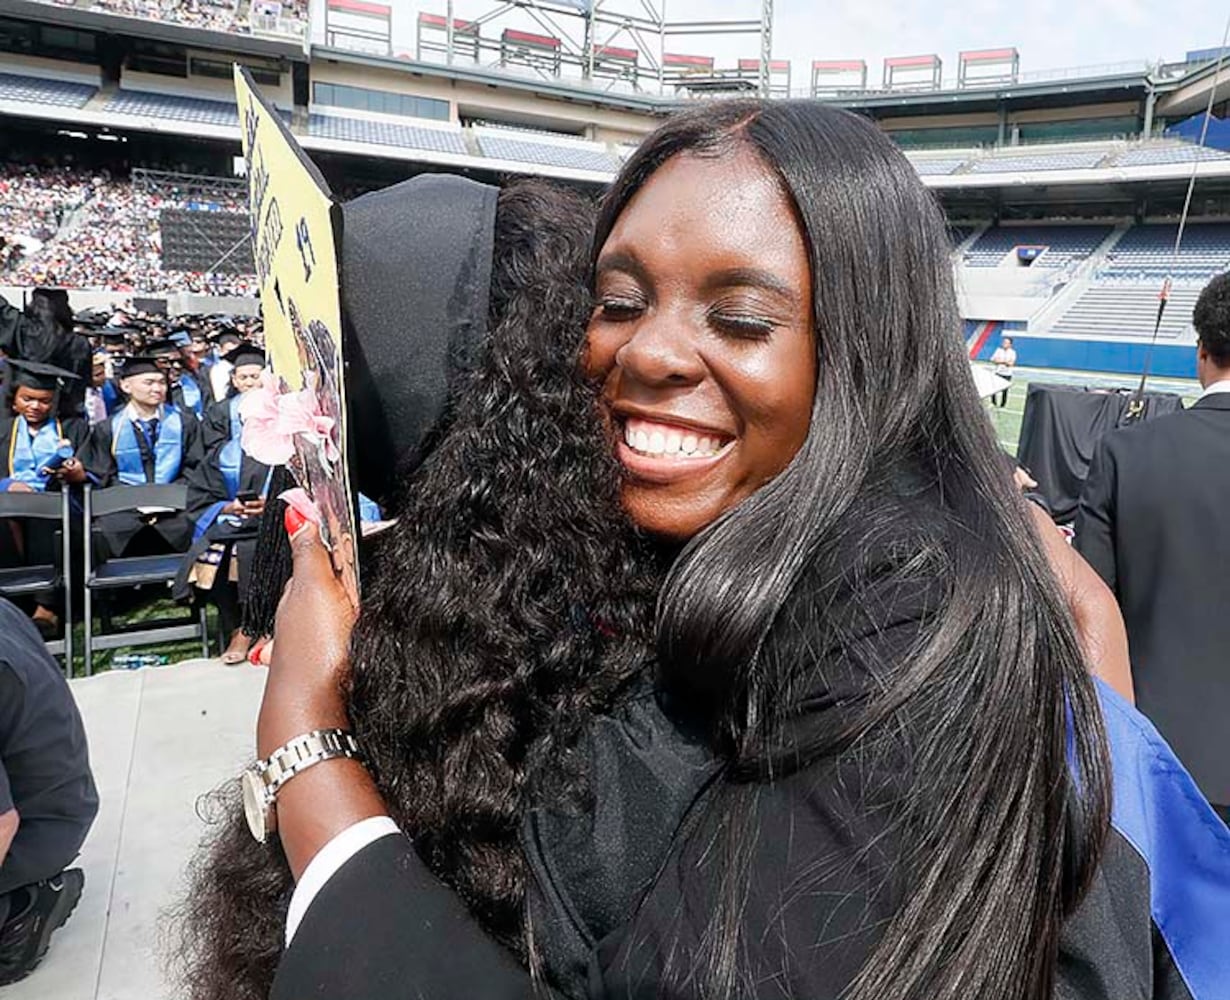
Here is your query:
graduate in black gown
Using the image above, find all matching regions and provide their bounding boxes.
[84,356,202,559]
[0,290,91,420]
[0,360,90,634]
[174,345,270,664]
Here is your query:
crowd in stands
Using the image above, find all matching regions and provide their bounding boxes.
[0,163,256,296]
[37,0,308,36]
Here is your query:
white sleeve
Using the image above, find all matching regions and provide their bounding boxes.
[284,815,402,946]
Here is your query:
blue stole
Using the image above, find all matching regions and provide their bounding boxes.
[102,380,123,415]
[7,418,65,492]
[179,373,204,419]
[193,397,274,542]
[218,395,245,500]
[111,407,183,485]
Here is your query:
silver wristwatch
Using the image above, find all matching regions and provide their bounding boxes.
[241,728,363,843]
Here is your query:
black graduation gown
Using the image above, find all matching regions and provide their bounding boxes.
[0,415,91,606]
[83,410,202,557]
[1074,393,1230,805]
[172,438,270,603]
[271,500,1230,1000]
[199,396,237,455]
[0,296,92,420]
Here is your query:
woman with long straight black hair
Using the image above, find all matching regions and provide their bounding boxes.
[181,101,1228,1000]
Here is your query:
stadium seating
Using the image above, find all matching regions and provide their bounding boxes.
[0,71,97,109]
[106,90,240,127]
[1114,143,1230,167]
[963,224,1113,268]
[969,150,1107,174]
[1048,284,1202,340]
[947,224,979,246]
[1100,222,1230,280]
[307,113,468,155]
[910,157,968,177]
[474,130,620,173]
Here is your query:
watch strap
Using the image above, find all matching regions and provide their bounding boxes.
[257,728,363,797]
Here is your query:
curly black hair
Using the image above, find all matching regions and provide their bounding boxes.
[1193,271,1230,366]
[172,179,662,999]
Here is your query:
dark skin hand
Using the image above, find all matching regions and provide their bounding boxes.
[257,523,382,881]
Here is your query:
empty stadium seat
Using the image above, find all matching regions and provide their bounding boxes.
[963,224,1113,268]
[969,150,1106,174]
[1048,284,1202,340]
[1101,222,1230,280]
[307,113,468,155]
[106,90,241,127]
[0,72,97,109]
[910,157,968,177]
[1114,143,1230,168]
[474,131,619,173]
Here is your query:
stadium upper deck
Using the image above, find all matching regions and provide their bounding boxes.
[1,0,1229,177]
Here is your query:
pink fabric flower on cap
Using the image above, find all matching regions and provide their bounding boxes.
[239,371,339,466]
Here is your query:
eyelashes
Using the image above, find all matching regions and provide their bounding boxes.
[595,298,778,341]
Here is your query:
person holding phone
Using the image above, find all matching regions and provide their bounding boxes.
[175,345,271,664]
[0,359,91,635]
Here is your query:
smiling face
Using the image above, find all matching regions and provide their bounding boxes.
[12,385,54,427]
[585,149,816,541]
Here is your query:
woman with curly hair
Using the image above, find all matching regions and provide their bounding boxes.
[182,101,1228,1000]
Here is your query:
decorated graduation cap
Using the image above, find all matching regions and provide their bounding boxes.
[223,343,265,368]
[169,330,193,348]
[234,67,501,606]
[7,358,81,392]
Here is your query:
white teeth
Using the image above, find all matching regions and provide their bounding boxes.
[622,417,729,459]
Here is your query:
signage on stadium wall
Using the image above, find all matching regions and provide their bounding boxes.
[234,65,361,605]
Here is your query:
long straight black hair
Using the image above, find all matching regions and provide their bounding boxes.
[596,100,1111,1000]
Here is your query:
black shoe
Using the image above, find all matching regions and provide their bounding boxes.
[0,868,84,986]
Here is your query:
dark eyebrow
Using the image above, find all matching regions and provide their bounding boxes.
[703,267,798,304]
[594,250,650,285]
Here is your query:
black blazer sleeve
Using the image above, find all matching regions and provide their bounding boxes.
[272,834,558,1000]
[1072,437,1118,593]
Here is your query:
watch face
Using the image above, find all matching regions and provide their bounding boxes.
[241,768,268,843]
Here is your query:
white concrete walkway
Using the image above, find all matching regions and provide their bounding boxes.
[11,660,266,1000]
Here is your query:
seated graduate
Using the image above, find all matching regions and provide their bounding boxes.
[148,338,207,420]
[84,355,202,559]
[200,343,264,453]
[207,329,243,403]
[174,344,270,665]
[0,359,91,635]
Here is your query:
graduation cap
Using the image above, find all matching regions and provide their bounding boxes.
[340,174,498,505]
[7,358,81,392]
[222,343,265,368]
[214,329,243,349]
[169,330,193,347]
[146,338,184,358]
[116,356,164,380]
